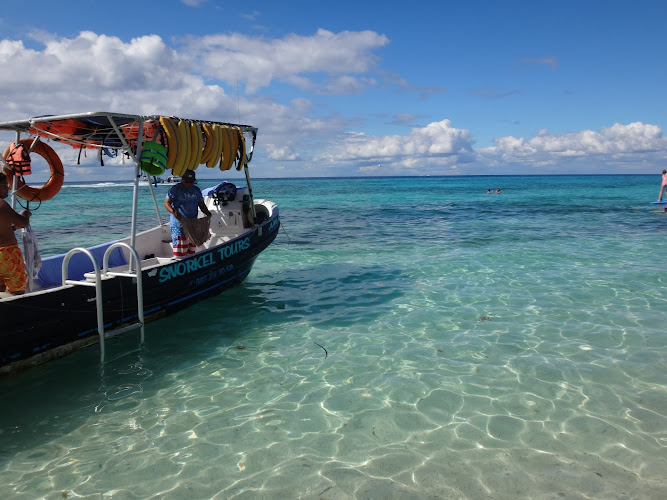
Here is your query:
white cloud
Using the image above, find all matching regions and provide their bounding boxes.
[190,29,389,94]
[0,32,217,123]
[487,122,666,163]
[522,56,558,69]
[315,119,473,166]
[266,145,300,161]
[313,121,667,176]
[0,33,183,91]
[240,10,260,21]
[0,29,664,179]
[0,29,395,179]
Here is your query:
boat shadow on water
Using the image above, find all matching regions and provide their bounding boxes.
[0,289,262,466]
[0,260,408,466]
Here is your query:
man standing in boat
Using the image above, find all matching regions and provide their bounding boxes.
[164,169,212,258]
[0,172,31,295]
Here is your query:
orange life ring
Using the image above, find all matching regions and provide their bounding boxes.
[2,138,64,202]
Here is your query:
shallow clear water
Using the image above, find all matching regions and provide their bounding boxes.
[1,175,666,499]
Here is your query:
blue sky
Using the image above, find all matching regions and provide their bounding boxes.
[0,0,665,180]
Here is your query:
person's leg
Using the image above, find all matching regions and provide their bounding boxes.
[0,247,8,292]
[171,224,190,258]
[1,245,27,295]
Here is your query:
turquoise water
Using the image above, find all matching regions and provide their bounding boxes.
[1,175,666,499]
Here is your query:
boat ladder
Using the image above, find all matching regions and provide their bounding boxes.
[61,242,144,362]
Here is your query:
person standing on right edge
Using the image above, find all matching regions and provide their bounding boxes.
[658,169,667,202]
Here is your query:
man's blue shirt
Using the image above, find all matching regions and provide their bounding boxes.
[166,183,203,224]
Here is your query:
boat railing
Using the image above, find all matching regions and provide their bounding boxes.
[61,242,144,362]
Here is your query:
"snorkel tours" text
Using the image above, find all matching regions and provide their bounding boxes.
[158,236,251,282]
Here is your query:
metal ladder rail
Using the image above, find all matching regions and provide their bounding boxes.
[62,248,104,356]
[102,242,145,345]
[61,244,144,362]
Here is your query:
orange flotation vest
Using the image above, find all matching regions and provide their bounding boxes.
[31,119,90,149]
[4,142,32,176]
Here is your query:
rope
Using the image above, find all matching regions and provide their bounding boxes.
[280,220,291,243]
[13,184,42,210]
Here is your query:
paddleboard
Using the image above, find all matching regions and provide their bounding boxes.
[650,200,667,204]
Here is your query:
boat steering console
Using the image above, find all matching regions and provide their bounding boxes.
[210,182,237,206]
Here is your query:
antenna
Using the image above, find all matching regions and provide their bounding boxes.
[236,71,241,123]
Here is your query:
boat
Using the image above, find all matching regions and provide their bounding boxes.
[166,175,181,183]
[0,112,280,375]
[139,173,164,186]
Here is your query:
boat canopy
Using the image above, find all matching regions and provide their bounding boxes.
[0,112,257,154]
[0,112,261,258]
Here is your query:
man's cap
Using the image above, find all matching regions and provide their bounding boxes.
[183,170,196,181]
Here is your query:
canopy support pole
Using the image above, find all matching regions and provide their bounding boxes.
[242,130,257,223]
[9,131,19,210]
[108,116,143,272]
[146,178,164,227]
[243,164,257,223]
